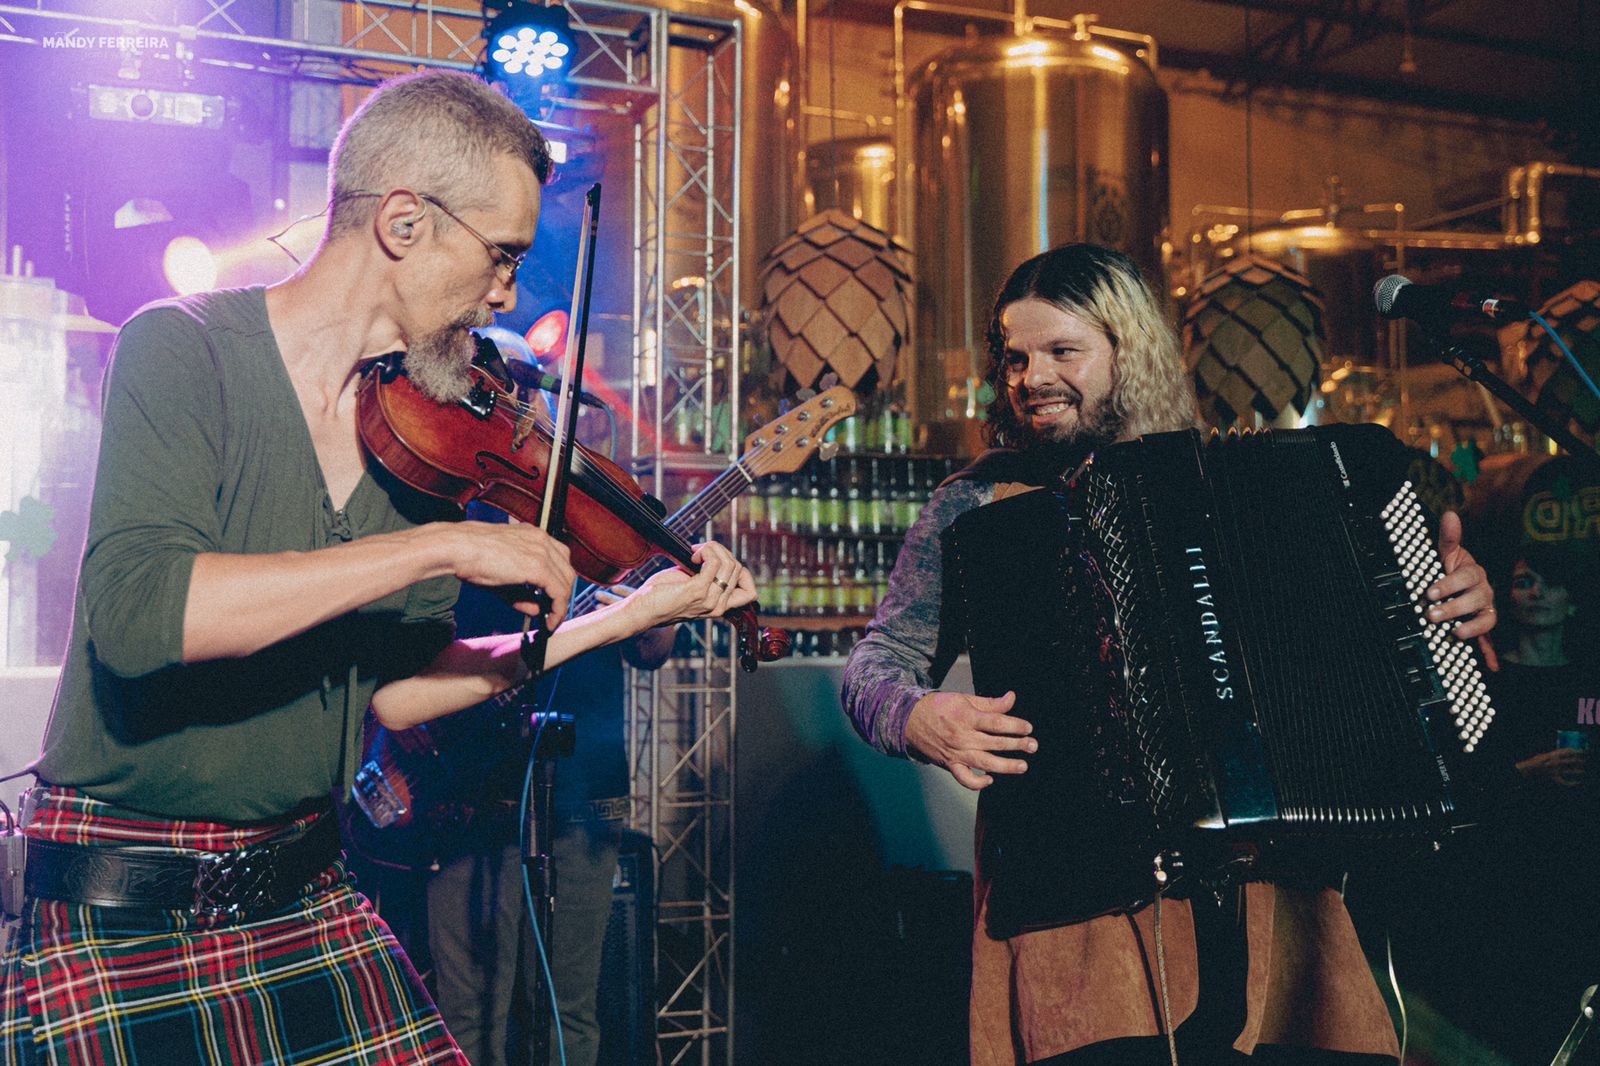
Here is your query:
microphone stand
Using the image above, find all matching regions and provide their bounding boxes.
[1424,329,1600,480]
[521,181,604,1065]
[1426,329,1600,1066]
[523,709,575,1066]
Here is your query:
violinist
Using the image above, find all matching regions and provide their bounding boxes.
[0,70,753,1066]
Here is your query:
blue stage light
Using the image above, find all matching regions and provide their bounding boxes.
[485,4,574,86]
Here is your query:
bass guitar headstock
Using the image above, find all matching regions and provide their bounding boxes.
[740,386,858,477]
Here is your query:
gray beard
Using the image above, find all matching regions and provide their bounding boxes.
[407,310,493,402]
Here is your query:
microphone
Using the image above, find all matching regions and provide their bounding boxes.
[501,358,609,410]
[1373,275,1530,326]
[470,331,608,409]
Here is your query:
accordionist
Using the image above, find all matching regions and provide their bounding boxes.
[842,243,1498,1066]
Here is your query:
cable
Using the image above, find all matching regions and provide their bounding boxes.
[1154,891,1180,1066]
[520,688,569,1066]
[1386,932,1409,1064]
[601,402,619,461]
[1530,310,1600,405]
[1243,4,1255,253]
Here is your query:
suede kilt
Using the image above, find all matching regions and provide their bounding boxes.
[0,787,466,1066]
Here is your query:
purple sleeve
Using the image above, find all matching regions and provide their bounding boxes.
[841,479,993,758]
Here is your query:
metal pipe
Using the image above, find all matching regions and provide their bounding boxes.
[801,103,886,128]
[796,0,807,145]
[725,23,743,1062]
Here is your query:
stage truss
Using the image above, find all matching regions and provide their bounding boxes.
[0,2,745,1062]
[626,15,743,1065]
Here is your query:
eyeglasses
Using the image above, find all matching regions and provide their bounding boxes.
[417,193,527,285]
[341,188,527,284]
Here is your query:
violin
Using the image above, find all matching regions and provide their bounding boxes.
[354,342,792,670]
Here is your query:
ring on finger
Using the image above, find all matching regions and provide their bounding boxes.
[714,576,730,589]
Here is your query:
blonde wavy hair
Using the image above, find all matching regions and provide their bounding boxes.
[982,244,1198,449]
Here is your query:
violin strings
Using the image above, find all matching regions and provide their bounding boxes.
[563,441,769,617]
[491,376,781,608]
[498,396,686,551]
[499,392,697,559]
[503,387,775,571]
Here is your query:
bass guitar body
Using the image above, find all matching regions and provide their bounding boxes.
[344,676,554,871]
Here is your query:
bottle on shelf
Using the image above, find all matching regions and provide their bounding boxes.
[791,536,817,617]
[865,456,887,535]
[850,538,874,616]
[829,540,853,617]
[763,474,785,535]
[824,409,861,453]
[772,535,794,616]
[811,539,831,617]
[804,463,823,537]
[782,471,806,535]
[871,541,892,605]
[843,457,865,536]
[743,478,766,534]
[823,457,844,535]
[891,461,916,533]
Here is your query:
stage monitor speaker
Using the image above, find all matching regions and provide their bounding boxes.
[597,828,655,1066]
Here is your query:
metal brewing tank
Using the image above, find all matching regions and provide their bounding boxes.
[1218,222,1389,366]
[658,0,797,308]
[803,134,895,234]
[906,30,1168,445]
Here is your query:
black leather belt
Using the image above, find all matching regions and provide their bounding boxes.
[22,812,342,921]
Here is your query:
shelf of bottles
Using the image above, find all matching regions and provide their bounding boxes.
[735,405,959,658]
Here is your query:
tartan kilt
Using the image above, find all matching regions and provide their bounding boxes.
[1,787,467,1066]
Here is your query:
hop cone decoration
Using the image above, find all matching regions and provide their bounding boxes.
[1183,255,1325,427]
[757,210,913,391]
[1503,280,1600,436]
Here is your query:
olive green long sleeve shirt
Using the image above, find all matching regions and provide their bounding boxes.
[35,287,460,822]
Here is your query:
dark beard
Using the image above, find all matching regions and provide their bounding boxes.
[406,309,494,402]
[1013,388,1123,453]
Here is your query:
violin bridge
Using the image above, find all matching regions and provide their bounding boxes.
[512,412,536,451]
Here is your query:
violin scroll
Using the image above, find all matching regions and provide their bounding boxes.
[724,606,792,672]
[755,624,793,668]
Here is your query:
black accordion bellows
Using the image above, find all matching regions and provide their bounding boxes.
[942,425,1495,937]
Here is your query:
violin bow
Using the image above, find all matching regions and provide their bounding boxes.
[520,182,603,679]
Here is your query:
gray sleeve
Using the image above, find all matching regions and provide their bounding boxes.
[841,479,992,758]
[80,309,225,679]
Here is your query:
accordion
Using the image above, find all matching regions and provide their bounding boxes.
[942,425,1496,937]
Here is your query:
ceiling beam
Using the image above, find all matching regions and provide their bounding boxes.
[1194,0,1598,65]
[1161,44,1570,128]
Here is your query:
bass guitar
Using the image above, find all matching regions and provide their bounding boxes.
[346,387,857,869]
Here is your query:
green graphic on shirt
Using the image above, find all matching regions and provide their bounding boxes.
[0,495,57,563]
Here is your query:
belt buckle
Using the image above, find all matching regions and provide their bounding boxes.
[193,844,273,920]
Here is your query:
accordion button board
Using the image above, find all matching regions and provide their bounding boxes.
[943,424,1498,932]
